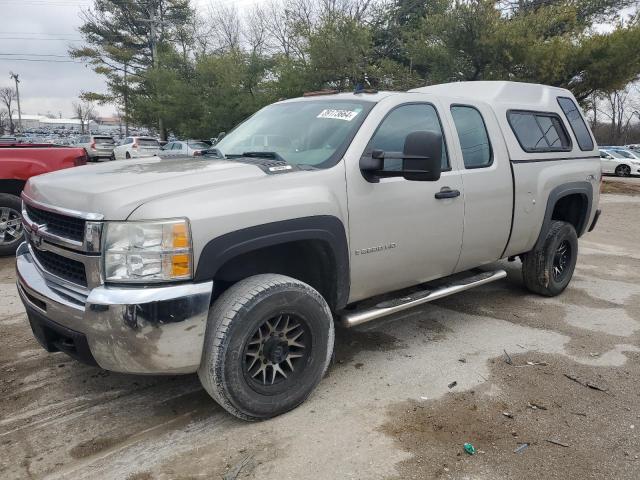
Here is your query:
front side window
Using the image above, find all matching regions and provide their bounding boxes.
[450,105,492,168]
[557,97,594,151]
[215,100,374,169]
[366,103,449,172]
[508,111,571,153]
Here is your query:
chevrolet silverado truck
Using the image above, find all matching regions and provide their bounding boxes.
[0,143,87,256]
[16,81,601,420]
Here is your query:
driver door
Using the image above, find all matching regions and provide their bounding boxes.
[345,98,465,302]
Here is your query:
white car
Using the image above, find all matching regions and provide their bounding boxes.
[600,149,640,177]
[159,140,211,158]
[112,136,161,160]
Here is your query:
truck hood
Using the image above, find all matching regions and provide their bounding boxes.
[24,156,267,220]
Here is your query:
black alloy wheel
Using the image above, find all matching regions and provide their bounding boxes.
[242,314,311,394]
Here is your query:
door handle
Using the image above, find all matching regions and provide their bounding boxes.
[435,187,461,199]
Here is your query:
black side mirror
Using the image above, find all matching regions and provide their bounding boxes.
[402,131,442,182]
[359,131,442,182]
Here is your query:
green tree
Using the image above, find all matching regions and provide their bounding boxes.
[406,0,640,100]
[70,0,193,137]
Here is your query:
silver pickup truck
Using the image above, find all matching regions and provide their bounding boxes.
[16,81,601,420]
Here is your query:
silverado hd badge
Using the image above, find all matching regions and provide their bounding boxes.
[355,242,397,255]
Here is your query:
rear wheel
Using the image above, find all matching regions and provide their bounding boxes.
[198,274,334,421]
[615,164,631,177]
[521,220,578,296]
[125,152,131,159]
[0,194,25,256]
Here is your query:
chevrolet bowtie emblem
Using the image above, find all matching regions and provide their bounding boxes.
[30,224,44,248]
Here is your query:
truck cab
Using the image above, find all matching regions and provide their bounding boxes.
[16,81,600,420]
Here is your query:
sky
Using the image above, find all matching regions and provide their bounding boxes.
[0,0,262,118]
[0,0,636,118]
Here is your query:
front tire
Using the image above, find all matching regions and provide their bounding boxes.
[0,193,25,256]
[521,220,578,296]
[125,152,131,159]
[198,274,335,421]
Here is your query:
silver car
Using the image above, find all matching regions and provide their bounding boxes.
[75,135,116,161]
[160,140,211,158]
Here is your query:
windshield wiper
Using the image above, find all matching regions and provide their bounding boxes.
[239,151,286,162]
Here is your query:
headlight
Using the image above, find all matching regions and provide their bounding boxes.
[103,219,192,282]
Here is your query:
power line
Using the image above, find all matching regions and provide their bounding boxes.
[0,57,85,63]
[0,53,74,58]
[0,37,83,41]
[0,31,81,37]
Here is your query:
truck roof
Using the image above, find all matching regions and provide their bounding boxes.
[281,81,576,112]
[410,81,575,110]
[278,90,399,104]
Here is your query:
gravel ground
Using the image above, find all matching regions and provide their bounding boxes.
[1,192,639,480]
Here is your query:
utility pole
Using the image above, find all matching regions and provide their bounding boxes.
[124,63,129,136]
[9,72,22,133]
[138,4,170,141]
[149,5,165,141]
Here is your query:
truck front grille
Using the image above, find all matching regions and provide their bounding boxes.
[25,204,86,243]
[31,248,88,287]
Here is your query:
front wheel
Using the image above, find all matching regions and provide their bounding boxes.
[198,274,335,421]
[0,194,25,256]
[521,220,578,297]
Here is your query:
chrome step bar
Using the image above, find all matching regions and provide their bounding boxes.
[341,269,508,328]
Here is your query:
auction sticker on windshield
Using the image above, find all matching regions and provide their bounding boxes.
[317,109,360,121]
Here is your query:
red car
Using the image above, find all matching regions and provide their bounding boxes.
[0,143,87,255]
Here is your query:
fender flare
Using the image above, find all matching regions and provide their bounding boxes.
[534,181,593,250]
[194,215,350,309]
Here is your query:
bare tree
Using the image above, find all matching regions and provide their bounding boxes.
[244,4,269,56]
[73,99,97,134]
[597,84,640,144]
[207,2,241,52]
[0,87,16,134]
[0,110,7,134]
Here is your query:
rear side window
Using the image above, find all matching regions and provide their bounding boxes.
[557,97,594,151]
[138,138,159,147]
[508,111,571,153]
[450,105,492,168]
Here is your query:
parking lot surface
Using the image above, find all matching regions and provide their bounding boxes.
[1,191,639,480]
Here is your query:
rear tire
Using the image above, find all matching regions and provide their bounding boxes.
[615,164,630,177]
[125,152,131,159]
[521,220,578,297]
[0,193,25,256]
[198,274,334,421]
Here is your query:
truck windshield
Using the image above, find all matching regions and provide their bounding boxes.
[215,100,373,168]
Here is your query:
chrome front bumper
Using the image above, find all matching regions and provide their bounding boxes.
[16,243,213,374]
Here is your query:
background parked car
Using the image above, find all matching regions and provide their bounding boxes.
[608,147,640,160]
[112,136,161,160]
[159,140,211,158]
[75,134,116,161]
[600,148,640,177]
[0,143,87,255]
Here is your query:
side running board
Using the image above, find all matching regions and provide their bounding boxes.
[341,269,507,328]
